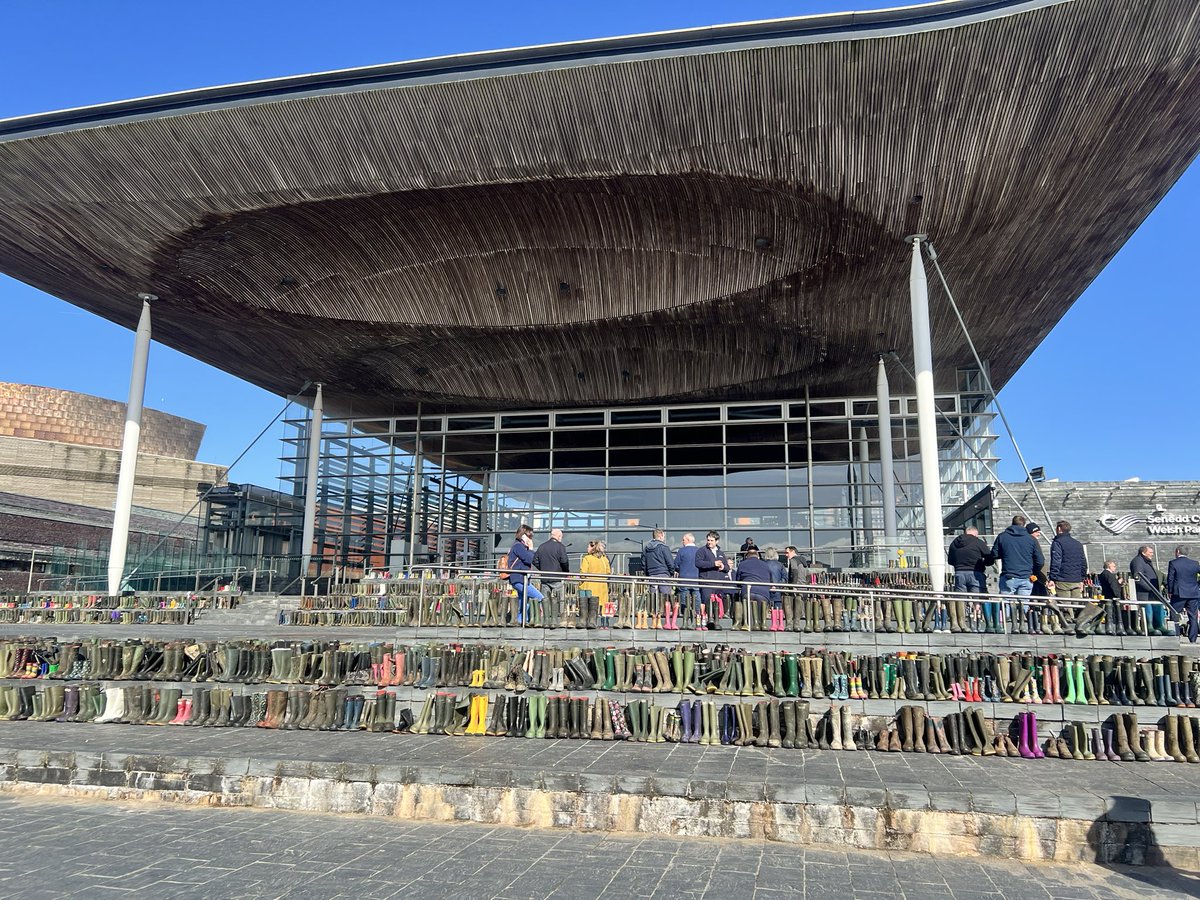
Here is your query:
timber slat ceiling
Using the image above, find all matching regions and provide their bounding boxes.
[0,0,1197,414]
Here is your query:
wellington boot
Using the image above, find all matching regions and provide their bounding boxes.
[1155,729,1171,761]
[1178,715,1200,763]
[810,657,825,699]
[1112,714,1133,761]
[763,698,782,748]
[153,688,182,725]
[912,707,926,752]
[752,702,768,748]
[413,695,435,735]
[697,702,713,746]
[923,718,940,753]
[737,654,754,697]
[934,719,952,753]
[780,701,797,750]
[1127,713,1150,762]
[900,707,915,752]
[95,686,125,724]
[798,657,813,699]
[824,706,840,751]
[840,705,855,751]
[654,651,674,693]
[652,705,668,743]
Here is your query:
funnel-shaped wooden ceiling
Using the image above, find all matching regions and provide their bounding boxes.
[0,0,1197,414]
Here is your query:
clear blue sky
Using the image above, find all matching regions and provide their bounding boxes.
[1,0,1196,488]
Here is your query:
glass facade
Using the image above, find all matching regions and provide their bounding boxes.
[282,375,996,573]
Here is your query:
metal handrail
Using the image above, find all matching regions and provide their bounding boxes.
[400,563,1167,615]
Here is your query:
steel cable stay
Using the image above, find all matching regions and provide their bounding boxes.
[122,381,311,586]
[922,241,1053,528]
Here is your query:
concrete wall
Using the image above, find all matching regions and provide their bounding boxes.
[992,480,1200,571]
[0,435,226,516]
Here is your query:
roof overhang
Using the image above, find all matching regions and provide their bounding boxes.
[0,0,1197,414]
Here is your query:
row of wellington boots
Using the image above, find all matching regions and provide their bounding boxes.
[1163,714,1200,763]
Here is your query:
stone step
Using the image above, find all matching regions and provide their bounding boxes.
[1,723,1196,867]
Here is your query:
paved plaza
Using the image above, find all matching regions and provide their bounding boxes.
[0,792,1196,899]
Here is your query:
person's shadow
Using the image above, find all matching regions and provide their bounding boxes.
[1087,796,1200,896]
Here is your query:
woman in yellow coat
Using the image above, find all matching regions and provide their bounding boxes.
[580,541,612,624]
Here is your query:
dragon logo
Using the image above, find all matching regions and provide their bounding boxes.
[1098,513,1148,535]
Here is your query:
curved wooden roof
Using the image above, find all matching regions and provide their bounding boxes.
[0,0,1197,414]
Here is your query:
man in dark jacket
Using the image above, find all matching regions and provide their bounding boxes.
[643,530,676,579]
[643,529,678,629]
[696,531,730,629]
[947,526,992,633]
[783,546,807,631]
[1167,546,1200,643]
[948,526,992,592]
[674,533,701,622]
[533,528,571,625]
[733,549,773,631]
[1130,546,1169,635]
[991,515,1043,634]
[991,515,1043,594]
[1047,520,1087,599]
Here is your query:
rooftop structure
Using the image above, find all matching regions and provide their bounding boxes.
[1,0,1197,415]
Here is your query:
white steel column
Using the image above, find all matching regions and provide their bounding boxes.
[300,383,324,579]
[876,357,898,550]
[907,236,946,589]
[107,295,154,596]
[856,426,871,550]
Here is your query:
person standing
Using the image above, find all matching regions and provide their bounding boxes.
[643,529,677,629]
[1074,559,1114,637]
[762,547,787,631]
[783,545,807,631]
[733,548,773,631]
[1167,545,1200,643]
[991,515,1043,634]
[1130,545,1167,635]
[947,526,993,632]
[504,524,544,625]
[1097,560,1127,635]
[1047,521,1087,599]
[533,528,571,626]
[695,530,730,629]
[1042,520,1084,632]
[580,541,613,627]
[674,534,701,627]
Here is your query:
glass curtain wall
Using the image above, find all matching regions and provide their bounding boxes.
[282,383,996,572]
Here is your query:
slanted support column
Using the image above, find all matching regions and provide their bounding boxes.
[300,383,324,580]
[876,356,898,551]
[906,235,946,590]
[107,295,154,596]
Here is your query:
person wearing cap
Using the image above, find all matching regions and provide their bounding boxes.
[991,514,1044,634]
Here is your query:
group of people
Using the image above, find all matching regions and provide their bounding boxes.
[501,527,811,630]
[947,515,1200,642]
[499,520,1200,641]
